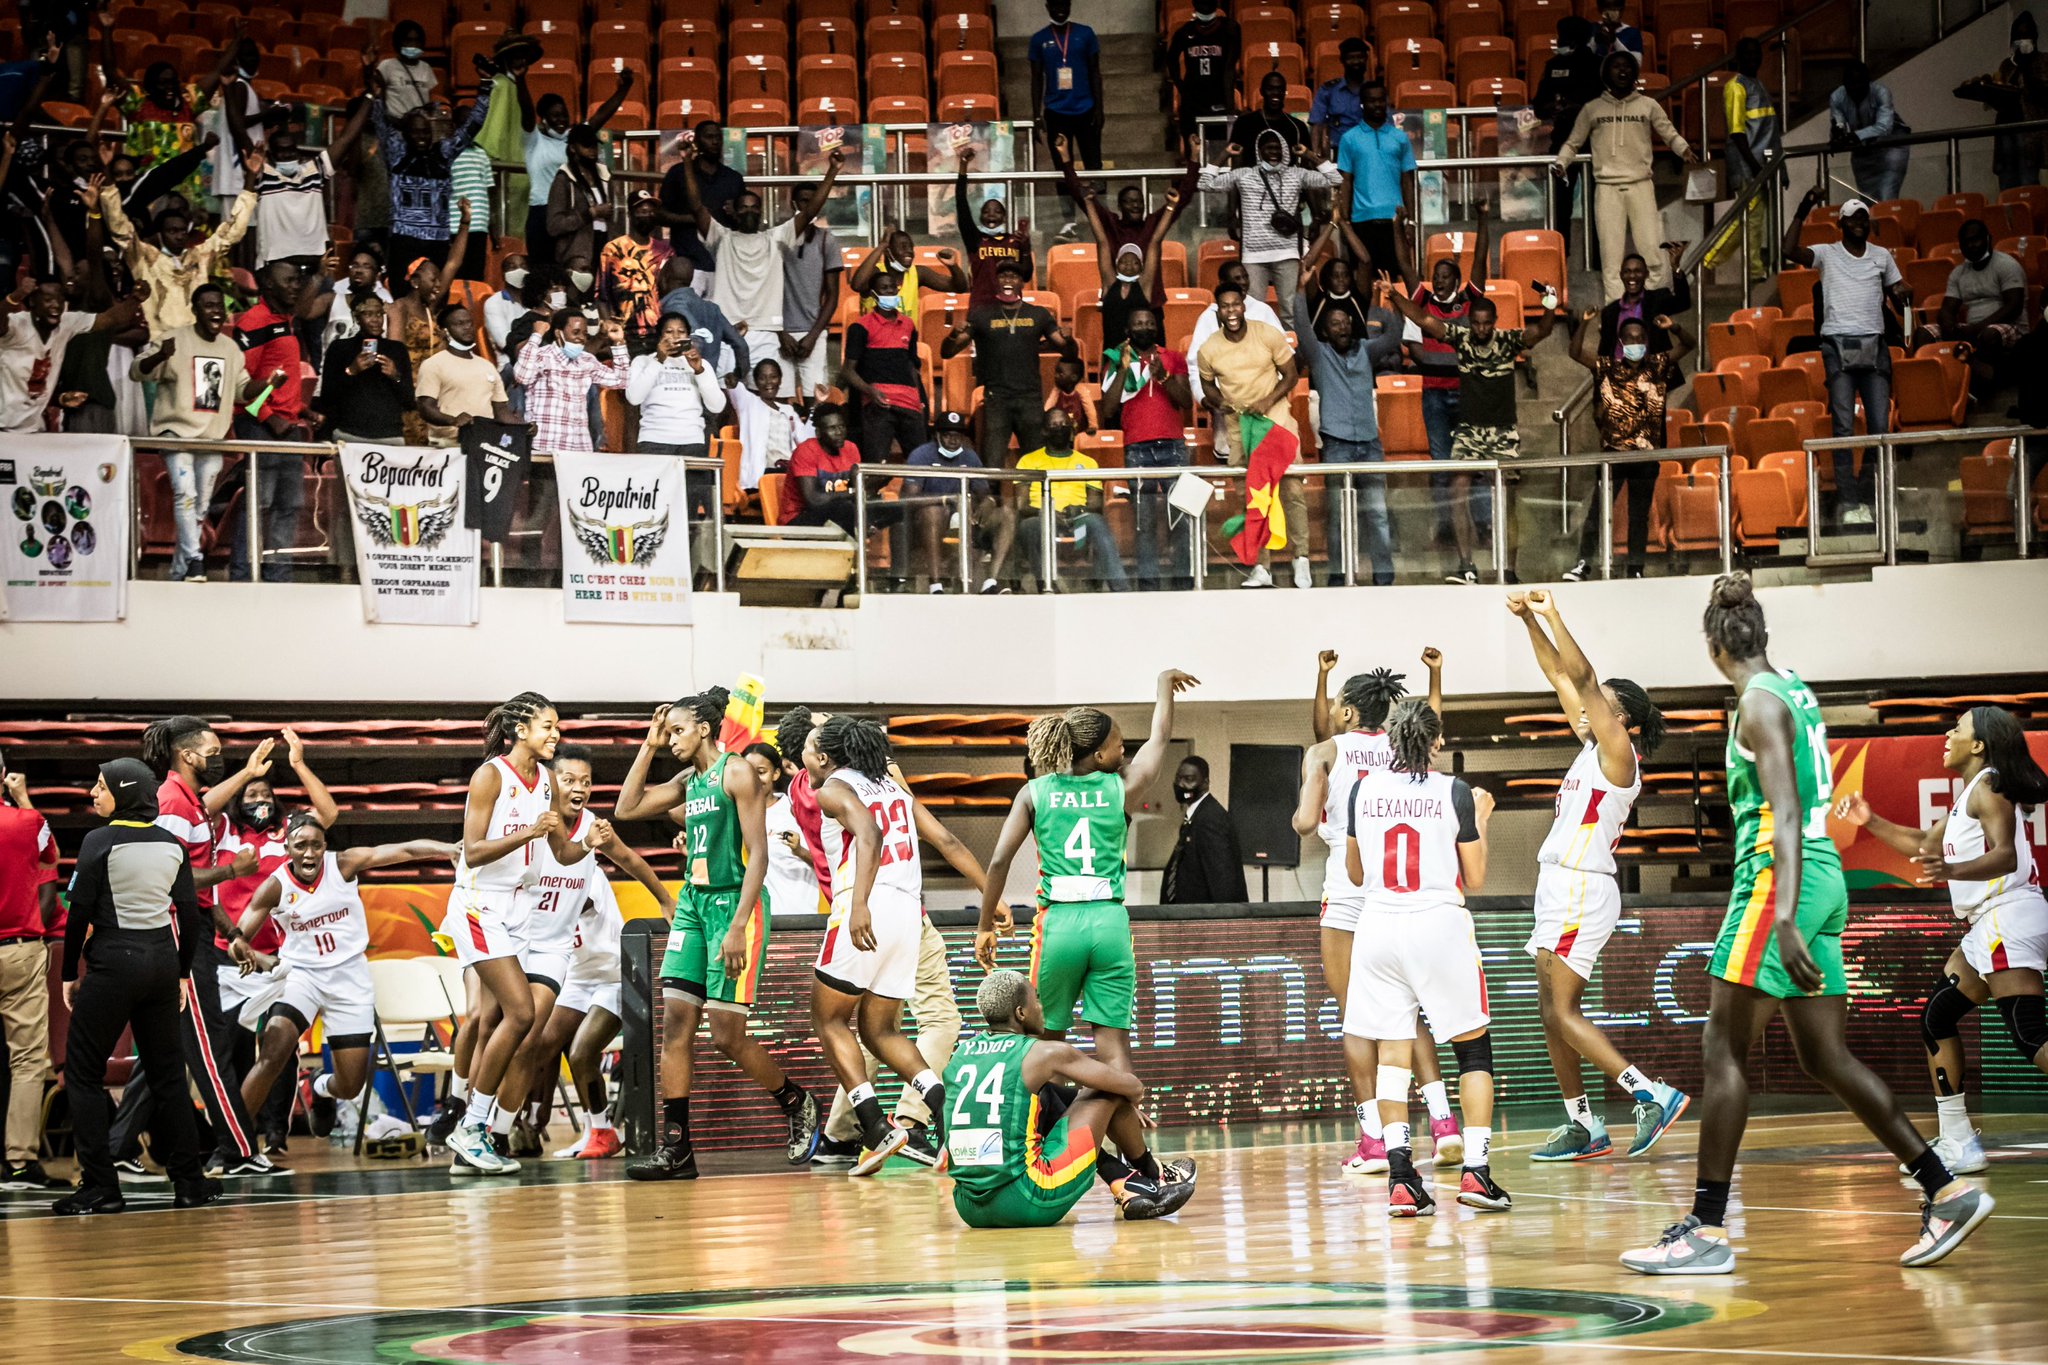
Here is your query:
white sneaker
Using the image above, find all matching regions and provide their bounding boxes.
[553,1132,590,1159]
[928,582,946,594]
[1241,564,1273,588]
[1844,505,1875,527]
[449,1123,516,1176]
[1901,1131,1988,1179]
[979,577,1001,594]
[1291,557,1313,589]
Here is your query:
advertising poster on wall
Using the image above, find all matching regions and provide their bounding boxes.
[0,434,128,622]
[925,120,1016,236]
[339,443,480,626]
[554,450,694,625]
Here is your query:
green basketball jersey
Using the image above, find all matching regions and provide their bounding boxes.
[682,753,745,889]
[940,1030,1039,1196]
[1725,669,1840,873]
[1029,771,1126,904]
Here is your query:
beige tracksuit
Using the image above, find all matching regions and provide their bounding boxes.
[1554,93,1694,301]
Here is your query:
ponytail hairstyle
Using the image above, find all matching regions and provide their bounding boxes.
[1703,572,1768,661]
[1971,705,2048,810]
[1385,696,1442,781]
[815,715,892,781]
[1340,669,1408,730]
[482,691,554,757]
[774,706,816,767]
[141,715,212,777]
[1026,706,1114,776]
[1605,678,1667,757]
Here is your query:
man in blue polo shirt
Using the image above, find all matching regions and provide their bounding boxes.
[905,410,1018,594]
[1335,81,1416,284]
[1310,39,1374,158]
[1030,0,1104,241]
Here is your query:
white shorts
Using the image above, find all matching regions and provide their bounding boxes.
[776,338,830,399]
[521,947,571,993]
[1344,903,1490,1042]
[446,886,529,967]
[217,961,276,1022]
[557,977,623,1019]
[1525,864,1623,981]
[1961,893,2048,975]
[273,956,377,1041]
[815,888,922,1001]
[1320,894,1365,932]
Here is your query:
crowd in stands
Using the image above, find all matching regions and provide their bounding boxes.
[0,1,2041,591]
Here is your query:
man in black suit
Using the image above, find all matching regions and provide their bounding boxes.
[1162,757,1246,904]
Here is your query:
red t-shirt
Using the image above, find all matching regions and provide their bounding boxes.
[155,772,219,909]
[234,300,306,423]
[788,769,832,894]
[1413,283,1482,391]
[782,436,862,523]
[214,819,287,952]
[0,806,59,941]
[1113,346,1189,445]
[843,310,923,413]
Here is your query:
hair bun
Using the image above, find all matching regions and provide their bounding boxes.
[702,685,731,711]
[1711,573,1754,609]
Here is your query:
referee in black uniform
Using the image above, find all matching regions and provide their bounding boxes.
[57,758,223,1214]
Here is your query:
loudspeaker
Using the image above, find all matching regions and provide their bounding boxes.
[1228,743,1301,868]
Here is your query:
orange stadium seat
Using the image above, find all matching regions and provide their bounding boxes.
[520,25,582,63]
[1374,1,1437,43]
[1243,41,1306,88]
[1385,37,1448,82]
[2002,185,2048,233]
[657,97,720,127]
[1733,467,1797,547]
[934,12,997,56]
[1195,240,1238,292]
[1776,266,1820,312]
[936,50,1000,103]
[1376,373,1430,457]
[732,0,791,18]
[867,95,929,123]
[1716,354,1773,409]
[1998,235,2046,282]
[1300,4,1369,47]
[1465,76,1527,105]
[523,60,581,114]
[1394,78,1456,109]
[589,21,651,65]
[1444,0,1507,50]
[798,54,861,106]
[866,15,925,58]
[731,20,789,62]
[1456,36,1518,85]
[1960,451,2017,542]
[730,55,791,105]
[729,98,791,128]
[660,20,720,62]
[1239,7,1299,51]
[796,96,857,125]
[1757,449,1810,522]
[869,54,930,102]
[660,57,720,108]
[1705,320,1761,365]
[1497,229,1567,314]
[1738,417,1800,467]
[1890,357,1967,430]
[937,93,1000,122]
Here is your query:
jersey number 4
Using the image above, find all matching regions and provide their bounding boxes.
[867,800,914,867]
[1383,822,1422,893]
[948,1061,1007,1127]
[1063,818,1098,874]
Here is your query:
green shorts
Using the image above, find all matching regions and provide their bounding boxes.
[1030,901,1136,1030]
[950,1115,1098,1229]
[1708,856,1849,998]
[659,886,767,1010]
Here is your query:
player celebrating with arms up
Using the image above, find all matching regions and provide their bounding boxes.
[1509,591,1690,1161]
[1836,704,2048,1173]
[619,691,821,1180]
[1623,574,1992,1275]
[977,669,1199,1077]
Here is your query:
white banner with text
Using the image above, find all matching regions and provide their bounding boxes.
[554,451,694,625]
[0,435,129,622]
[340,442,480,626]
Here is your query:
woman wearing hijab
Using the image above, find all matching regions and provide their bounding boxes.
[57,759,222,1214]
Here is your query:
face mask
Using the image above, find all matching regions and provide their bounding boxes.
[503,268,528,291]
[199,754,226,782]
[400,45,424,59]
[1047,429,1073,451]
[243,803,275,828]
[275,159,302,177]
[569,270,594,292]
[891,254,914,271]
[1194,5,1217,18]
[937,441,963,459]
[561,341,585,359]
[548,289,569,308]
[1127,328,1159,348]
[1621,342,1647,362]
[447,338,475,354]
[737,214,764,233]
[2018,38,2037,54]
[1326,288,1352,300]
[1115,270,1141,285]
[875,294,901,311]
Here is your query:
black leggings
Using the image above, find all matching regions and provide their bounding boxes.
[65,933,205,1190]
[1575,459,1661,568]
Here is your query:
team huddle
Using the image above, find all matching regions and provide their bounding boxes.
[219,575,2040,1256]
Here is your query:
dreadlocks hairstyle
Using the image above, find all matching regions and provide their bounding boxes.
[774,706,816,765]
[816,715,892,781]
[482,691,554,757]
[1385,697,1442,780]
[1026,706,1115,776]
[1971,705,2048,809]
[977,968,1032,1027]
[1605,678,1667,757]
[1703,572,1768,661]
[554,742,594,767]
[141,715,213,778]
[670,686,730,732]
[1340,669,1408,730]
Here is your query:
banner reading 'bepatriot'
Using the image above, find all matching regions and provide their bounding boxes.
[554,450,694,625]
[339,442,480,626]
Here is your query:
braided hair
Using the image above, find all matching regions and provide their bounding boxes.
[670,686,730,732]
[1340,669,1408,730]
[1971,705,2048,809]
[815,715,892,781]
[774,706,816,766]
[1703,572,1768,661]
[482,691,554,757]
[1385,697,1442,781]
[1026,706,1114,777]
[141,715,213,777]
[1606,678,1667,757]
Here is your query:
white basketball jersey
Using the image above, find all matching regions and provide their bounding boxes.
[567,871,625,984]
[1321,730,1396,899]
[268,852,370,969]
[1348,768,1473,910]
[825,769,922,907]
[1537,741,1641,877]
[456,756,555,893]
[522,809,598,949]
[1943,767,2046,923]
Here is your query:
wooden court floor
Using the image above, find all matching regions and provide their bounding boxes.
[2,1103,2043,1365]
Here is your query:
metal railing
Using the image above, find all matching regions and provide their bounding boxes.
[1802,426,2046,567]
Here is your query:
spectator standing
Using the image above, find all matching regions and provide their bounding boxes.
[515,69,633,266]
[545,125,612,276]
[658,120,743,293]
[655,257,749,380]
[1029,1,1103,238]
[728,357,815,492]
[414,304,514,444]
[1199,135,1340,321]
[942,258,1074,465]
[447,140,493,283]
[1295,277,1402,587]
[848,230,969,328]
[484,253,528,353]
[1917,219,2029,399]
[248,104,366,273]
[97,173,256,335]
[1229,71,1312,167]
[0,279,131,434]
[0,756,60,1190]
[1563,308,1691,581]
[600,191,672,351]
[1962,11,2048,191]
[1053,167,1196,304]
[953,147,1034,306]
[1163,757,1247,903]
[1784,191,1909,529]
[367,55,494,289]
[375,22,441,118]
[1187,259,1283,463]
[1402,210,1490,571]
[386,218,472,444]
[200,37,263,218]
[1552,52,1699,302]
[1596,244,1690,356]
[133,284,246,580]
[1721,38,1780,282]
[316,295,414,443]
[317,247,392,355]
[1016,409,1128,591]
[841,270,928,464]
[904,409,1018,594]
[107,36,234,214]
[1301,218,1383,332]
[1336,82,1417,282]
[514,312,631,453]
[1198,281,1307,589]
[1534,17,1604,255]
[1310,39,1377,159]
[231,262,313,582]
[1167,3,1242,158]
[1080,201,1169,352]
[1830,63,1911,203]
[777,178,843,401]
[1099,303,1193,590]
[628,314,727,579]
[680,147,845,379]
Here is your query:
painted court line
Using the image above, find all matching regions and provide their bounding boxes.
[1507,1186,2048,1222]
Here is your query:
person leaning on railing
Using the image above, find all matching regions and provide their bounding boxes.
[1830,62,1911,204]
[1016,409,1128,592]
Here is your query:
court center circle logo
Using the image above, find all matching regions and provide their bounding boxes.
[162,1280,1720,1362]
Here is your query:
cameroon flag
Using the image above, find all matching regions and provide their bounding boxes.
[388,505,421,547]
[1231,411,1297,565]
[718,673,766,752]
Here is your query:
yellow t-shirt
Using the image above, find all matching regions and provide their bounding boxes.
[1017,448,1100,512]
[860,260,923,326]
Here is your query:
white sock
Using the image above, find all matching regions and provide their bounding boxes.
[524,1101,545,1126]
[588,1107,612,1131]
[1616,1065,1656,1101]
[1384,1121,1413,1153]
[1355,1102,1383,1140]
[1464,1126,1492,1169]
[488,1104,516,1136]
[1566,1094,1596,1128]
[312,1073,335,1099]
[848,1081,877,1107]
[450,1076,470,1102]
[1936,1093,1974,1143]
[911,1069,941,1098]
[464,1091,495,1127]
[1421,1080,1453,1122]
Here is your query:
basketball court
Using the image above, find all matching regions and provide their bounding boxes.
[6,1105,2041,1364]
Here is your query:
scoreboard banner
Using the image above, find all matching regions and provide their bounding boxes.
[1828,731,2048,890]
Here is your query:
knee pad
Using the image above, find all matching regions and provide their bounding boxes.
[1921,976,1976,1053]
[1451,1033,1494,1076]
[1995,994,2048,1062]
[1374,1065,1412,1104]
